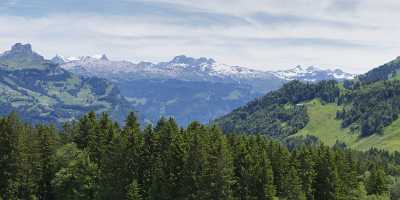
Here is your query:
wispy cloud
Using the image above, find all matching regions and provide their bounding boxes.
[0,0,250,27]
[250,12,373,30]
[236,37,372,48]
[0,0,400,73]
[327,0,362,13]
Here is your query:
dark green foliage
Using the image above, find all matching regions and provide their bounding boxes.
[0,112,396,199]
[229,135,276,199]
[51,144,99,200]
[127,180,142,200]
[358,57,400,84]
[366,165,390,195]
[295,147,316,200]
[314,146,338,200]
[337,80,400,136]
[0,112,21,198]
[214,80,340,138]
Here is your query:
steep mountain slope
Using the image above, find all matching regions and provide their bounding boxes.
[214,56,400,151]
[56,54,353,125]
[358,56,400,83]
[0,43,132,124]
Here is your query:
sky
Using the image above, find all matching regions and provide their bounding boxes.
[0,0,400,73]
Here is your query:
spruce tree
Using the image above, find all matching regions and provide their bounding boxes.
[36,124,57,200]
[0,113,23,199]
[314,147,338,200]
[296,147,315,200]
[127,180,142,200]
[367,165,389,195]
[150,118,187,200]
[286,165,306,200]
[74,112,97,150]
[181,123,209,199]
[205,126,234,200]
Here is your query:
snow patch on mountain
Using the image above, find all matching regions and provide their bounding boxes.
[272,65,355,81]
[54,54,355,83]
[56,55,277,82]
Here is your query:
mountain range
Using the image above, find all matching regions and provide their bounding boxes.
[0,43,133,124]
[53,53,354,125]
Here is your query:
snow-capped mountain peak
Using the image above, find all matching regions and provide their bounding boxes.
[51,54,109,64]
[169,55,215,66]
[54,54,355,84]
[91,54,109,61]
[272,65,355,81]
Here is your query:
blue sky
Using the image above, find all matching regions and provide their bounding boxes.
[0,0,400,73]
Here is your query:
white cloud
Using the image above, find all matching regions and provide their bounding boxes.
[1,0,400,73]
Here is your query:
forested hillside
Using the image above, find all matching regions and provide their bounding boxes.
[214,57,400,151]
[1,112,398,200]
[0,43,133,125]
[213,80,340,138]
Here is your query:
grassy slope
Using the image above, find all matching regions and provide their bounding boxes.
[292,99,358,146]
[351,119,400,151]
[291,99,400,151]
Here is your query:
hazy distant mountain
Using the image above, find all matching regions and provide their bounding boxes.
[56,54,355,125]
[272,65,355,82]
[0,43,133,124]
[57,54,354,84]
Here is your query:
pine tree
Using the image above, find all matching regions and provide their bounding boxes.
[99,128,127,199]
[0,110,396,200]
[366,165,389,195]
[264,163,276,200]
[286,165,306,200]
[125,112,141,134]
[205,126,234,200]
[0,112,23,199]
[36,124,58,200]
[127,180,142,200]
[140,124,156,199]
[14,118,39,199]
[52,145,99,200]
[314,147,338,200]
[296,147,315,200]
[230,136,251,199]
[270,143,291,198]
[150,118,187,200]
[74,111,97,150]
[337,150,359,199]
[181,123,208,200]
[123,112,143,180]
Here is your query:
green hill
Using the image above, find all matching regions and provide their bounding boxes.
[0,43,133,124]
[291,99,400,151]
[214,56,400,151]
[292,99,357,146]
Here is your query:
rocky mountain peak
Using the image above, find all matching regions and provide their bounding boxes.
[100,54,108,61]
[170,55,215,66]
[0,43,46,69]
[11,43,33,54]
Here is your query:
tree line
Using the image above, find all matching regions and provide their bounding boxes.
[0,111,396,200]
[337,80,400,137]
